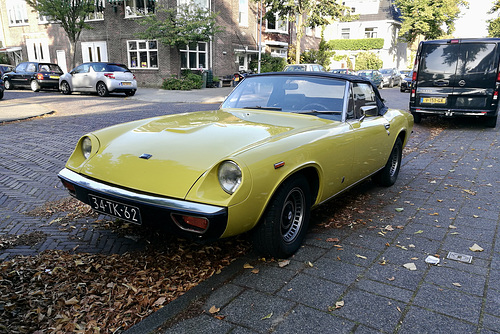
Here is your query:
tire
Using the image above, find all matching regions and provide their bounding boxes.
[125,90,136,96]
[60,81,71,95]
[373,138,402,187]
[31,80,41,92]
[0,90,3,99]
[4,79,12,90]
[412,112,422,124]
[96,82,109,97]
[389,79,394,88]
[400,86,404,92]
[252,175,312,258]
[485,114,497,128]
[378,82,383,89]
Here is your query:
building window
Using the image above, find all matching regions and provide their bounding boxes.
[266,13,288,33]
[270,47,287,58]
[128,40,158,69]
[7,0,29,26]
[180,42,207,70]
[178,0,209,10]
[364,27,377,38]
[341,28,350,39]
[125,0,156,18]
[86,0,105,21]
[239,0,248,26]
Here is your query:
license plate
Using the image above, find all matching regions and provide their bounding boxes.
[121,82,132,86]
[50,75,60,79]
[89,194,142,224]
[421,97,447,104]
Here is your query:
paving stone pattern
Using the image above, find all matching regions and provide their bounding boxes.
[1,92,499,333]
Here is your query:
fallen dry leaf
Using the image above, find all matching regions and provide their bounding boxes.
[278,260,290,268]
[403,263,417,271]
[469,244,484,252]
[209,305,220,314]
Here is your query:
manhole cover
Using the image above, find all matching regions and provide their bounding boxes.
[447,252,473,263]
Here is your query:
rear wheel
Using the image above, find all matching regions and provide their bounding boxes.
[60,81,71,95]
[96,82,109,97]
[485,114,497,128]
[31,80,41,92]
[252,175,311,258]
[4,79,12,90]
[412,112,422,124]
[373,138,402,187]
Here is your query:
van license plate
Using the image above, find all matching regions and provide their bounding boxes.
[421,97,446,104]
[89,194,142,224]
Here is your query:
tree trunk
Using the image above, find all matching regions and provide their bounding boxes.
[295,14,302,64]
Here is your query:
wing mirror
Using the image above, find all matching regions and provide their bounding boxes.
[360,105,379,121]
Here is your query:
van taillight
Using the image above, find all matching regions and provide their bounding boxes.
[449,39,459,44]
[412,71,417,81]
[494,91,498,100]
[496,72,500,81]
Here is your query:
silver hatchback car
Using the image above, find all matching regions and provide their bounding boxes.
[59,62,137,97]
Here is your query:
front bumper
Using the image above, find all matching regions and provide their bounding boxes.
[58,168,228,240]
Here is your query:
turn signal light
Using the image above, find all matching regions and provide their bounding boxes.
[172,214,209,233]
[37,73,44,80]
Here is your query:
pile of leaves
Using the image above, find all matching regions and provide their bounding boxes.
[0,237,249,333]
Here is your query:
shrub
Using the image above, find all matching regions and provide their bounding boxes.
[355,51,383,71]
[328,38,384,51]
[250,53,287,73]
[161,70,203,90]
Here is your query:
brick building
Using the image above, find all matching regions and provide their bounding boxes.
[0,0,322,87]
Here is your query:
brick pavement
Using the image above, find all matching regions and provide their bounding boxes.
[1,90,499,333]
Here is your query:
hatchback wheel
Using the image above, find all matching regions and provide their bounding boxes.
[4,79,12,90]
[60,81,71,95]
[96,82,109,97]
[31,80,41,92]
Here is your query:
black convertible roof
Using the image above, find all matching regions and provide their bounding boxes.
[249,71,373,85]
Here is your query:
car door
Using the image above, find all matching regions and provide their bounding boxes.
[347,82,393,180]
[11,63,28,86]
[71,64,92,91]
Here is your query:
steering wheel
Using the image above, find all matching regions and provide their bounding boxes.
[300,103,329,111]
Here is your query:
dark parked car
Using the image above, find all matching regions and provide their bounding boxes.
[400,71,413,92]
[330,68,356,75]
[3,62,63,92]
[0,76,4,99]
[410,38,500,127]
[0,64,14,76]
[357,70,384,89]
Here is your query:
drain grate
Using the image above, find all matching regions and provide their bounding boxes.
[447,252,473,263]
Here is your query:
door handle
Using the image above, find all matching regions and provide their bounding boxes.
[384,123,390,130]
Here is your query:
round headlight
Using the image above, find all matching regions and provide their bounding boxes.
[218,161,242,194]
[81,136,92,159]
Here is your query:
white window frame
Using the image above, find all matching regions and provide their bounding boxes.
[125,0,157,18]
[341,28,350,39]
[238,0,248,27]
[266,13,288,34]
[180,42,208,70]
[127,40,159,69]
[7,0,29,26]
[364,27,377,38]
[178,0,209,10]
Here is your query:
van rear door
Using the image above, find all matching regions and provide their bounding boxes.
[414,41,499,114]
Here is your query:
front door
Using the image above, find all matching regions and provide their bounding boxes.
[81,42,108,63]
[26,39,50,62]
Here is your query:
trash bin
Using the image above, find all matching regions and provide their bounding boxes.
[206,70,214,88]
[202,71,207,88]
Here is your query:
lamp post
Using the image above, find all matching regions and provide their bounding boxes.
[257,0,262,73]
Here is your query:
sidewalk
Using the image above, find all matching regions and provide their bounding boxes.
[0,86,233,123]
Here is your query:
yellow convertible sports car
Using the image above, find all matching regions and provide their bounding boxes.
[58,72,413,258]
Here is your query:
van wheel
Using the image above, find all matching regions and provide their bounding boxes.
[252,175,311,258]
[373,138,402,187]
[485,115,497,128]
[412,112,422,124]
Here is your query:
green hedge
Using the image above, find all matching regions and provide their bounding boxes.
[327,38,384,51]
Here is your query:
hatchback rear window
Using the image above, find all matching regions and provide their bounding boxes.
[38,64,62,72]
[104,64,131,72]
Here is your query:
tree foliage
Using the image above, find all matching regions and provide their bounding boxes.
[354,51,383,71]
[262,0,356,64]
[488,0,500,37]
[394,0,468,43]
[250,53,287,73]
[300,38,334,69]
[136,5,224,48]
[25,0,96,68]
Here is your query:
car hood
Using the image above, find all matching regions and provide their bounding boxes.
[79,109,333,199]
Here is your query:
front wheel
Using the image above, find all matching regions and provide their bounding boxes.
[373,138,402,187]
[96,82,109,97]
[4,79,12,90]
[31,80,41,92]
[60,81,71,95]
[252,175,312,258]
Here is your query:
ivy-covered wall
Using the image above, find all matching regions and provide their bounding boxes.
[327,38,385,51]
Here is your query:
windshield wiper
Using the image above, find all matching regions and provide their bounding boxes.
[242,106,282,111]
[294,110,341,114]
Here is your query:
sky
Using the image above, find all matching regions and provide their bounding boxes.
[453,0,496,38]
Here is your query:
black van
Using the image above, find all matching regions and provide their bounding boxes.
[409,38,500,128]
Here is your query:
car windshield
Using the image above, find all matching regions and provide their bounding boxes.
[221,75,346,120]
[38,64,62,72]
